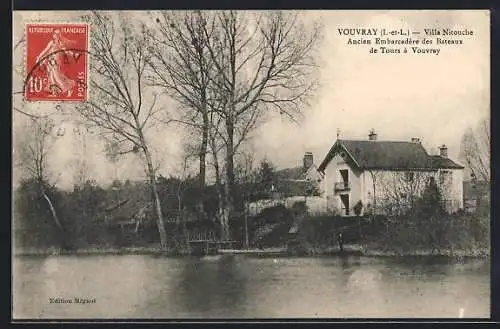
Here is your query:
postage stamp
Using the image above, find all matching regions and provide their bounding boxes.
[25,23,89,102]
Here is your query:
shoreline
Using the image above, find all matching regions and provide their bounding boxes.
[13,244,490,259]
[313,245,490,259]
[13,246,185,257]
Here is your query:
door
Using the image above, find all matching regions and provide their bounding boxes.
[340,169,349,188]
[340,194,350,216]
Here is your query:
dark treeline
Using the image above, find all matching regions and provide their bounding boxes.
[13,176,211,252]
[297,180,490,256]
[13,168,490,256]
[13,159,286,252]
[366,181,490,253]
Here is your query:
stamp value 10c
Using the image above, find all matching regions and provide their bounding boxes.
[25,23,89,102]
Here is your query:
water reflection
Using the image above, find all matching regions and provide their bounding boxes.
[169,256,248,318]
[13,256,49,318]
[340,255,349,269]
[13,255,490,319]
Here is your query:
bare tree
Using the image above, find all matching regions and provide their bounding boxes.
[177,143,200,222]
[207,109,227,228]
[147,11,220,220]
[200,11,322,239]
[235,151,258,249]
[13,21,72,230]
[460,117,490,183]
[376,171,432,216]
[78,13,168,249]
[14,116,63,230]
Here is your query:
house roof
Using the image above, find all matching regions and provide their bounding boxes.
[274,167,309,196]
[273,164,320,196]
[429,155,465,170]
[274,179,310,196]
[275,164,319,181]
[275,166,307,181]
[318,139,464,172]
[104,195,152,223]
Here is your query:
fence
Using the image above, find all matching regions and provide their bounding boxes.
[185,230,218,242]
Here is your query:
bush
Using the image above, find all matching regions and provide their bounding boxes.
[353,201,363,216]
[374,210,490,252]
[291,201,308,218]
[369,181,490,253]
[13,178,69,250]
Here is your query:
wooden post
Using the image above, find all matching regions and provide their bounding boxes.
[244,203,249,249]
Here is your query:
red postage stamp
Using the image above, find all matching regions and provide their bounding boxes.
[25,23,89,102]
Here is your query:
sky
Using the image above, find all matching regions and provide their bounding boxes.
[12,10,490,190]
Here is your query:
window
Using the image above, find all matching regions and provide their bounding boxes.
[439,171,452,185]
[340,169,349,184]
[405,172,414,182]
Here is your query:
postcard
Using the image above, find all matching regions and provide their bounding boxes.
[12,10,491,320]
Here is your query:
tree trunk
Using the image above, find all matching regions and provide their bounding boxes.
[198,111,209,220]
[244,200,249,249]
[42,191,62,230]
[177,193,182,228]
[223,181,233,241]
[143,147,168,250]
[216,186,225,239]
[41,189,71,250]
[210,132,225,238]
[223,116,235,241]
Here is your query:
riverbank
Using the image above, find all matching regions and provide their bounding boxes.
[13,246,188,257]
[13,243,490,259]
[305,244,490,259]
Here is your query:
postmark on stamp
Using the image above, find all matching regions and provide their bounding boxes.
[25,23,89,102]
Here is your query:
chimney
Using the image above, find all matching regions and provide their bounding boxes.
[303,152,313,170]
[411,137,421,143]
[368,129,377,141]
[439,144,448,158]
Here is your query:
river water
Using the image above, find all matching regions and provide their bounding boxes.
[13,254,490,319]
